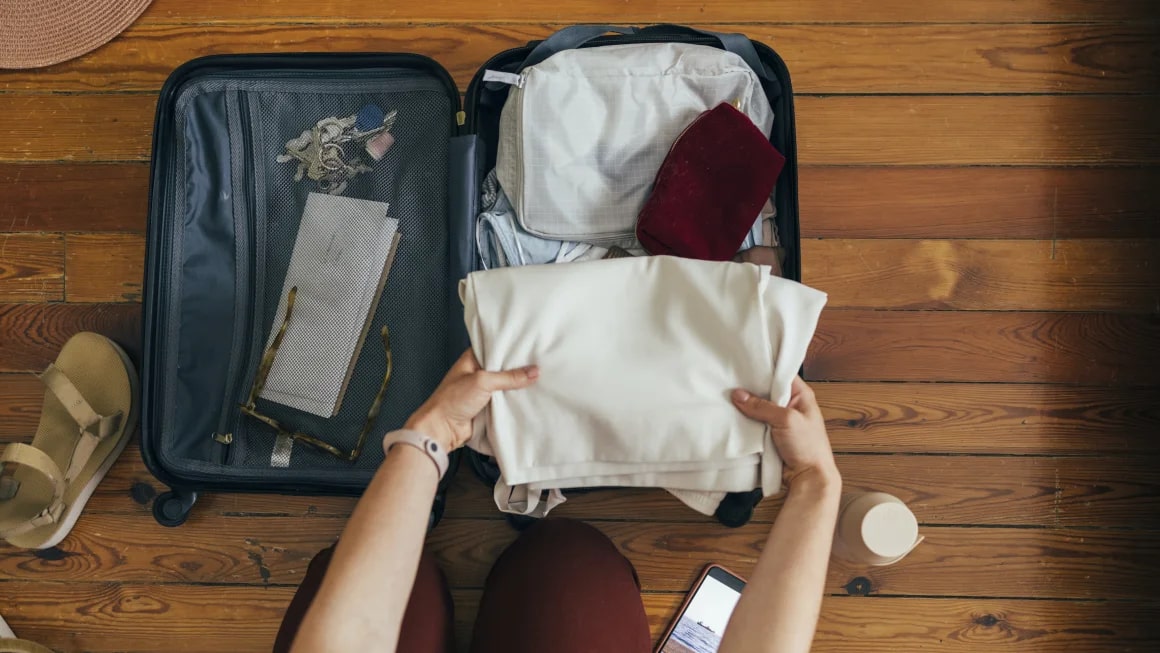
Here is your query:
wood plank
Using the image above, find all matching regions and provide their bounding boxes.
[0,303,140,372]
[65,233,145,302]
[1,581,293,653]
[0,514,343,585]
[656,595,1160,653]
[8,584,1156,653]
[817,383,1160,454]
[800,167,1160,239]
[44,233,1160,309]
[0,163,150,233]
[0,373,41,440]
[75,442,1160,527]
[7,164,1159,238]
[807,310,1160,384]
[800,96,1160,166]
[806,239,1160,312]
[9,381,1153,455]
[6,95,1160,165]
[136,0,1160,24]
[5,517,1158,599]
[6,23,1159,94]
[0,233,64,302]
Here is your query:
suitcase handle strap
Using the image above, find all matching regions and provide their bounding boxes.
[521,24,775,84]
[521,25,638,69]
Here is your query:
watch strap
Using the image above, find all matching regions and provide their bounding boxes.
[382,429,449,480]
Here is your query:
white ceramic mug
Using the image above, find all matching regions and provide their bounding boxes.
[833,492,923,565]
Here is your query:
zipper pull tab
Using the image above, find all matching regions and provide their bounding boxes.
[482,69,525,88]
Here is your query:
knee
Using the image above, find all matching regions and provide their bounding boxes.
[522,518,616,551]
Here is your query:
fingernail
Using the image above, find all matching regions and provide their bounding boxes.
[732,389,751,402]
[524,366,540,380]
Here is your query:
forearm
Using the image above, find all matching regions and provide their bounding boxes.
[290,445,438,653]
[719,469,841,653]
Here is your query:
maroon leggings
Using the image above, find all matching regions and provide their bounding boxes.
[274,518,652,653]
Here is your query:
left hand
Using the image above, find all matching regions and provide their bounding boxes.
[402,349,539,451]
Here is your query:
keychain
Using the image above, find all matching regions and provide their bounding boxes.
[277,105,398,195]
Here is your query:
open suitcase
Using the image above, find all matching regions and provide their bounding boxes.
[141,24,800,528]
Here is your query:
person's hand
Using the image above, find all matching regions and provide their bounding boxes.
[401,350,538,452]
[731,377,839,492]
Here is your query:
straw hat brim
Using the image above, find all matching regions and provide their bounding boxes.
[1,0,153,69]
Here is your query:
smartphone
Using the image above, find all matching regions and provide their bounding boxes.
[656,564,747,653]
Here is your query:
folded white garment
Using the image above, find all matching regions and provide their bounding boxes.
[461,256,827,517]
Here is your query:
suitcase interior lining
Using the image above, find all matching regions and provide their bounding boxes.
[158,72,456,485]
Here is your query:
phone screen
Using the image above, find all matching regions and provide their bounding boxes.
[657,566,746,653]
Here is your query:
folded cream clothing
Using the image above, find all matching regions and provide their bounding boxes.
[461,256,827,517]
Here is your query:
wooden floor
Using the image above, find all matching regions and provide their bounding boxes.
[3,1,1160,651]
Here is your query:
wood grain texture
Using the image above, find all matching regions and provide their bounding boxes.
[7,380,1153,454]
[8,585,1157,653]
[800,167,1160,239]
[59,234,1160,308]
[61,442,1160,528]
[0,373,42,441]
[4,517,1158,599]
[7,164,1159,238]
[639,594,1160,653]
[0,303,140,372]
[799,96,1160,165]
[65,233,145,302]
[807,239,1160,311]
[134,0,1160,24]
[0,513,342,586]
[0,233,63,302]
[807,596,1160,653]
[0,163,150,233]
[6,95,1160,165]
[1,581,293,653]
[807,310,1160,384]
[817,383,1160,454]
[5,23,1157,94]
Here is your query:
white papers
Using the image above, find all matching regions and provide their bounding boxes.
[260,193,400,417]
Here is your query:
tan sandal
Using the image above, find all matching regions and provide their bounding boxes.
[0,614,55,653]
[0,332,137,550]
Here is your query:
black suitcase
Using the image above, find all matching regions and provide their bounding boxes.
[141,24,800,528]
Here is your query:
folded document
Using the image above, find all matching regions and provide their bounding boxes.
[261,193,400,417]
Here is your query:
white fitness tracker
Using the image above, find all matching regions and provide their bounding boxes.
[381,429,449,480]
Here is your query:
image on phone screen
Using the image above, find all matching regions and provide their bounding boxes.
[657,565,746,653]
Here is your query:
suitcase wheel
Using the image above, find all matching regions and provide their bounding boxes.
[152,490,198,527]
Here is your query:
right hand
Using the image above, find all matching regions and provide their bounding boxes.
[731,377,839,491]
[403,349,538,453]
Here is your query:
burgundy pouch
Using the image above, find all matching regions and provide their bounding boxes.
[636,103,785,260]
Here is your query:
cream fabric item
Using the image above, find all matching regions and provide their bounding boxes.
[460,256,827,517]
[496,43,774,244]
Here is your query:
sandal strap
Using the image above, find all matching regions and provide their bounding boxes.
[37,364,123,482]
[0,443,67,539]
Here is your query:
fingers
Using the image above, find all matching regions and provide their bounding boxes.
[475,366,540,392]
[731,388,792,428]
[788,376,819,413]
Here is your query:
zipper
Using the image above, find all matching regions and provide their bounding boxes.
[212,89,256,464]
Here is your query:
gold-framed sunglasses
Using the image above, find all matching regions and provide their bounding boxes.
[239,286,392,462]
